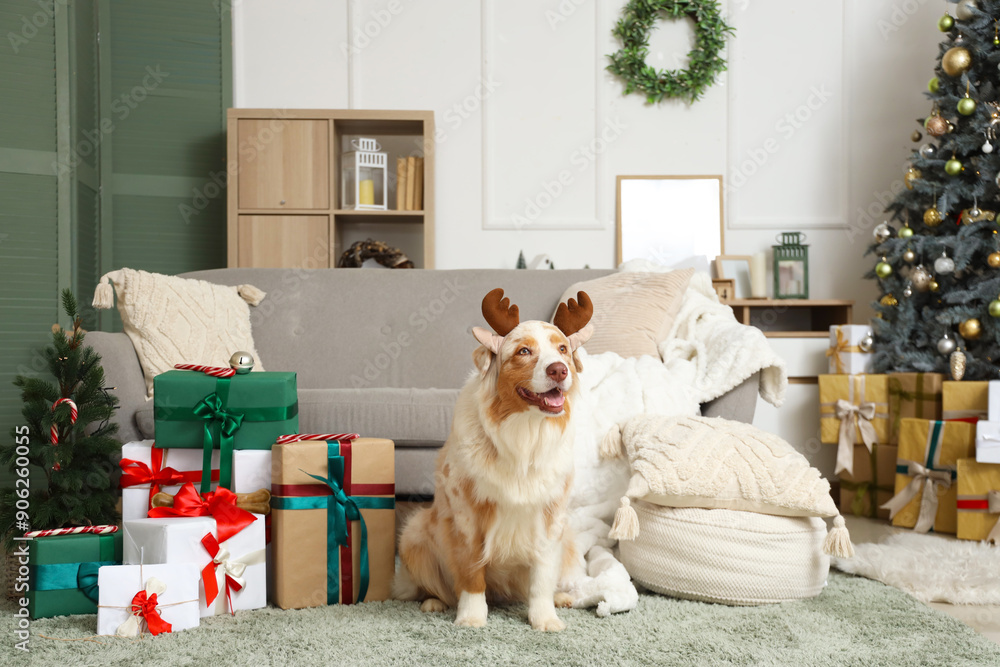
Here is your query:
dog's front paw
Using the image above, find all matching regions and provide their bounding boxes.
[420,598,448,613]
[454,613,487,628]
[554,592,574,608]
[529,613,566,632]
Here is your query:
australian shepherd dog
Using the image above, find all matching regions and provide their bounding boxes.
[393,288,594,631]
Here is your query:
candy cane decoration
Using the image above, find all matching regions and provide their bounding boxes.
[276,433,359,444]
[174,363,236,378]
[50,397,78,445]
[24,525,119,539]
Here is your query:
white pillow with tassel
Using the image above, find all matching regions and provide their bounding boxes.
[601,414,853,558]
[93,268,266,397]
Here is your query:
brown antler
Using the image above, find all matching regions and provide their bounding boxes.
[482,288,520,336]
[553,291,593,337]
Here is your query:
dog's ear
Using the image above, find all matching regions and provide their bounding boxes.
[571,350,584,374]
[567,323,594,352]
[472,346,494,375]
[472,326,503,374]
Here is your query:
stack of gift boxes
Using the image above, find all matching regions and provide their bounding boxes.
[24,361,396,636]
[820,325,1000,541]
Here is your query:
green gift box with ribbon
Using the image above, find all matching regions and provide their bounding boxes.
[27,532,123,618]
[154,370,298,491]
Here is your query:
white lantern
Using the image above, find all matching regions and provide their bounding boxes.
[341,138,387,210]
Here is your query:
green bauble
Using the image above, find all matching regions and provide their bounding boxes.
[929,77,940,93]
[990,300,1000,317]
[945,157,963,175]
[899,226,915,238]
[958,97,977,115]
[939,14,955,31]
[875,261,893,278]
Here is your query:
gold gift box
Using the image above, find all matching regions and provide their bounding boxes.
[840,443,897,520]
[956,458,1000,542]
[941,381,989,421]
[271,437,395,609]
[819,374,890,446]
[890,419,976,534]
[887,373,943,444]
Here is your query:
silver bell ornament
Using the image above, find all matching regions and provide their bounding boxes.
[873,222,892,244]
[937,333,957,355]
[911,265,933,291]
[229,351,255,374]
[859,331,874,353]
[934,252,955,274]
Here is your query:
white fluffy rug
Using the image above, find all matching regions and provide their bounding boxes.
[832,530,1000,604]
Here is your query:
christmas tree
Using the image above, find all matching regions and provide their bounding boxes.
[0,290,120,547]
[870,0,1000,380]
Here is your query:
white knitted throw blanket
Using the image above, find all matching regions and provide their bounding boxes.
[564,268,789,616]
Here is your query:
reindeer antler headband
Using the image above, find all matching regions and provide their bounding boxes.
[481,288,593,338]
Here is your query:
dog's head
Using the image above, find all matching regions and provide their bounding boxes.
[470,288,593,417]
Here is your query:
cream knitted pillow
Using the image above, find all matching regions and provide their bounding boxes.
[601,414,853,557]
[554,269,694,358]
[93,268,266,396]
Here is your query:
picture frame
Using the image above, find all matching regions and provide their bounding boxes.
[714,255,753,300]
[711,278,736,302]
[616,175,724,267]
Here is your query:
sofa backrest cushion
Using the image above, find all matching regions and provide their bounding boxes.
[180,268,614,390]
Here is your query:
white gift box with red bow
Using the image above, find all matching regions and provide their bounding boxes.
[123,514,266,617]
[96,563,200,636]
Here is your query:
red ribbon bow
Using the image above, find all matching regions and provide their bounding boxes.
[147,482,256,543]
[129,590,172,636]
[200,533,244,616]
[120,447,221,514]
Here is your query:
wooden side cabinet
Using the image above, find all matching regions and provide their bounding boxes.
[723,298,855,481]
[226,109,435,268]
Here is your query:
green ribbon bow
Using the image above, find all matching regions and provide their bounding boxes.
[30,560,117,602]
[193,382,243,491]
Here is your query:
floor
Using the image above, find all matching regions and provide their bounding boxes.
[845,515,1000,646]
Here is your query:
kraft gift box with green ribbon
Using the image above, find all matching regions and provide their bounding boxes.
[154,370,298,491]
[27,531,123,618]
[271,436,395,609]
[883,418,976,534]
[839,443,897,520]
[887,373,943,445]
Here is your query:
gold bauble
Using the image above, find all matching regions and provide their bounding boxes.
[880,294,898,307]
[989,252,1000,268]
[925,114,950,137]
[959,317,983,339]
[911,130,923,142]
[905,167,921,189]
[942,47,972,76]
[929,280,940,292]
[924,206,943,226]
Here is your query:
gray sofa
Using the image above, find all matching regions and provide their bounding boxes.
[88,268,759,496]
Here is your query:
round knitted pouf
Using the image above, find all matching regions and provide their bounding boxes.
[618,501,830,605]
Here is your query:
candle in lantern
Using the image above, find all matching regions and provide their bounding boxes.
[359,179,375,206]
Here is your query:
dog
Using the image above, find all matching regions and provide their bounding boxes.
[393,288,594,631]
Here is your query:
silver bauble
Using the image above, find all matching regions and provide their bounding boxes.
[229,351,255,374]
[919,143,938,159]
[937,334,957,355]
[859,332,874,353]
[903,249,917,263]
[903,284,913,298]
[911,265,933,291]
[874,222,892,244]
[970,207,982,219]
[956,0,978,20]
[984,141,994,154]
[934,253,955,274]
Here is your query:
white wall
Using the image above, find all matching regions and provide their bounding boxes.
[234,0,941,320]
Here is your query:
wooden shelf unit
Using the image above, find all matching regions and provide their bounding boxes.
[724,299,854,338]
[226,109,435,269]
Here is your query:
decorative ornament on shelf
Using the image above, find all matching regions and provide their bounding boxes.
[939,13,955,32]
[990,297,1000,317]
[875,256,893,279]
[959,317,983,339]
[924,204,944,226]
[873,222,892,243]
[341,138,387,210]
[934,251,956,274]
[942,46,972,76]
[899,223,915,238]
[904,167,921,189]
[945,155,964,175]
[951,350,967,381]
[903,248,917,263]
[919,142,938,159]
[938,332,957,355]
[911,265,933,291]
[606,0,735,104]
[956,0,978,21]
[880,293,898,307]
[989,251,1000,267]
[859,331,875,353]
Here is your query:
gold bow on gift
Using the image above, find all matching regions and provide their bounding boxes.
[881,460,953,533]
[826,328,862,374]
[835,399,879,476]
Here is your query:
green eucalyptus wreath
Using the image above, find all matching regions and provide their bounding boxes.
[607,0,734,104]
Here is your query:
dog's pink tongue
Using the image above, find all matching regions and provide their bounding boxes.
[543,389,565,408]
